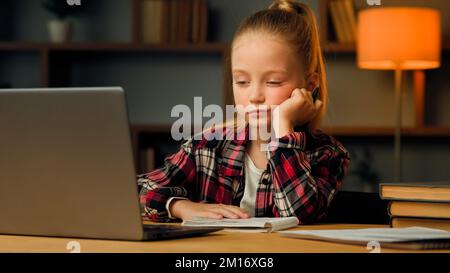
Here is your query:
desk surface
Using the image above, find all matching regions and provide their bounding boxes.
[1,223,449,253]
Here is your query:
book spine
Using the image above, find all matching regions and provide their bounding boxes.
[141,0,156,43]
[155,0,163,43]
[199,0,208,43]
[169,0,178,43]
[185,0,193,43]
[191,0,200,43]
[343,0,357,42]
[176,0,183,43]
[391,217,450,232]
[161,0,170,43]
[178,0,190,43]
[179,0,186,43]
[390,201,450,219]
[329,0,345,43]
[335,0,351,43]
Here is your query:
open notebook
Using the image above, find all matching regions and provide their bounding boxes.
[182,217,299,233]
[279,226,450,250]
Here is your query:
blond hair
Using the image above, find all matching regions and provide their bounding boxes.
[226,0,327,134]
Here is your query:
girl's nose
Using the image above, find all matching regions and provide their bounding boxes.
[249,86,265,104]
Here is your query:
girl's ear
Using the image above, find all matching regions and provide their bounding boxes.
[305,72,320,92]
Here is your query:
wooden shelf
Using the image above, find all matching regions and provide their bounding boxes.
[0,42,228,53]
[322,42,450,54]
[322,42,356,53]
[0,41,228,88]
[131,124,450,138]
[0,42,43,51]
[2,1,450,149]
[322,127,450,137]
[319,1,450,54]
[2,40,447,55]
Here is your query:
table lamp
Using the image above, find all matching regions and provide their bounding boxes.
[357,7,441,182]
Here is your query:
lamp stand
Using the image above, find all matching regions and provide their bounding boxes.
[394,69,404,182]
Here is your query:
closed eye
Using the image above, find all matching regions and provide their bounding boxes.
[234,81,250,86]
[267,81,283,86]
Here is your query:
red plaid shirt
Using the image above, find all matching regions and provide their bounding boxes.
[137,126,350,224]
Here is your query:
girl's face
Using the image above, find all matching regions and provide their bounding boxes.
[231,32,305,127]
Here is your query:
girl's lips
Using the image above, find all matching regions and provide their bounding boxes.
[247,109,271,118]
[247,108,272,117]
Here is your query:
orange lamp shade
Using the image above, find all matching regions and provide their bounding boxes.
[357,7,441,70]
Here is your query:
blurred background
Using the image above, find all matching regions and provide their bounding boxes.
[0,0,449,198]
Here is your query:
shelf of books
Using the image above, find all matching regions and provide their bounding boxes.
[138,0,209,44]
[319,0,450,53]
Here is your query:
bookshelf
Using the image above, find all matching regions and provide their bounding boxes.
[319,0,450,53]
[0,42,228,52]
[1,0,450,175]
[0,41,227,87]
[318,0,450,133]
[0,0,225,173]
[324,42,450,53]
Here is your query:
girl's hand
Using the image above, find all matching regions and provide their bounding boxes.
[169,199,251,221]
[273,88,323,137]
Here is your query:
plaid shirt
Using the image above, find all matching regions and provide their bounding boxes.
[137,126,350,224]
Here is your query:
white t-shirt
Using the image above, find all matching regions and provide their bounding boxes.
[239,154,265,216]
[167,153,265,219]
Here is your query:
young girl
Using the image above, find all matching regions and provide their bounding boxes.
[138,0,350,224]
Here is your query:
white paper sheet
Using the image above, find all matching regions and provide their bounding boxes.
[279,226,450,243]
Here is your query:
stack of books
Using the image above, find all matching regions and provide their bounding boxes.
[328,0,357,43]
[141,0,208,44]
[380,182,450,231]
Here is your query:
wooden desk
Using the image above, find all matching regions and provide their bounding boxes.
[0,224,449,253]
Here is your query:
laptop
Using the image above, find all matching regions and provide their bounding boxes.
[0,87,221,241]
